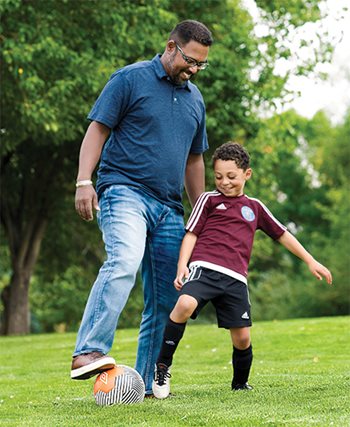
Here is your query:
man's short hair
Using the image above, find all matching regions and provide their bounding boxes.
[212,142,250,170]
[170,20,213,47]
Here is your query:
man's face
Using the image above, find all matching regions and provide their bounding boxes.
[165,40,209,85]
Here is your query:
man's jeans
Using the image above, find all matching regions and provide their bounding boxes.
[73,185,185,393]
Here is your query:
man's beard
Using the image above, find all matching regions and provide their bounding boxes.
[172,70,193,85]
[167,54,192,85]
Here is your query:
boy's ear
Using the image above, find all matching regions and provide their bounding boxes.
[245,168,252,180]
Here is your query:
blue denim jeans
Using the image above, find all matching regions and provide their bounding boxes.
[73,185,185,393]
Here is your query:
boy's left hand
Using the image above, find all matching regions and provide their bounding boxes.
[307,259,333,284]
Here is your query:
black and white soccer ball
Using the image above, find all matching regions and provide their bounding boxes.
[93,365,145,405]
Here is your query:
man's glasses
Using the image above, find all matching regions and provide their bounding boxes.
[175,43,209,70]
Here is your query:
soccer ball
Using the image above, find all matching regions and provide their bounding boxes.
[93,365,145,405]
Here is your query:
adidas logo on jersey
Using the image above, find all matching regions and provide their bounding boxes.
[216,203,227,210]
[241,312,250,319]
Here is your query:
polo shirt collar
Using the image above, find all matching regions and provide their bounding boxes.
[152,54,191,91]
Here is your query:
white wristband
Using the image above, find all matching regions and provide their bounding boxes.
[76,180,93,188]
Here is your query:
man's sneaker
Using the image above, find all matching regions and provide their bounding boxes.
[144,393,155,399]
[71,351,116,380]
[152,363,171,399]
[232,382,253,391]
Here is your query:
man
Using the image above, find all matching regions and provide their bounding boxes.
[71,20,213,396]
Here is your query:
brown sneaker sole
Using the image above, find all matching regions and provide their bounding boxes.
[71,356,116,380]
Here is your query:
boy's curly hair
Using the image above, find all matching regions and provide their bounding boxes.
[212,142,250,170]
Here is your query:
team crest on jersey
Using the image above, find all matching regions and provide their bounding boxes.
[241,206,255,221]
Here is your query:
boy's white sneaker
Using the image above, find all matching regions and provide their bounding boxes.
[152,363,171,399]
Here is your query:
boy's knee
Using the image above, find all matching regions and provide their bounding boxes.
[179,295,198,312]
[171,295,198,321]
[235,337,251,349]
[230,327,251,350]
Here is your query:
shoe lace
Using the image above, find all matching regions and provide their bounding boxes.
[155,364,171,386]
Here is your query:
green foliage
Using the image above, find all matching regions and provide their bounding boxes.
[245,111,332,235]
[0,231,11,319]
[250,270,340,320]
[255,0,322,26]
[194,1,262,142]
[0,0,177,151]
[30,267,144,332]
[1,0,345,334]
[0,318,349,426]
[0,0,178,333]
[245,110,350,319]
[30,266,92,333]
[312,110,350,314]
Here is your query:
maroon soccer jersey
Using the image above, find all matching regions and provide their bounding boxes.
[186,190,287,284]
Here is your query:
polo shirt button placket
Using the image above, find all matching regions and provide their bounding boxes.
[173,87,179,104]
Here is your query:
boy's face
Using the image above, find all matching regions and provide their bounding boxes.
[214,159,252,197]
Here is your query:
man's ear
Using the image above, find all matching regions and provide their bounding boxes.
[166,39,177,53]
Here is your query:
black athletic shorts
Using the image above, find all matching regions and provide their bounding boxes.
[179,266,252,328]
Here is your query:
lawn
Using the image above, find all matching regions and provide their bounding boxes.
[0,316,349,426]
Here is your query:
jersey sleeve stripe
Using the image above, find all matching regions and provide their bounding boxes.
[246,196,287,230]
[186,191,220,232]
[186,192,209,231]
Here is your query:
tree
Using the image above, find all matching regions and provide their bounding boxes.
[0,0,176,334]
[244,109,349,319]
[308,110,350,314]
[0,0,335,334]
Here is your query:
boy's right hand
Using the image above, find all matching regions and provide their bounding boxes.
[307,258,333,285]
[174,266,189,291]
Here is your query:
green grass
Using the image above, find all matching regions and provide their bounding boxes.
[0,317,349,426]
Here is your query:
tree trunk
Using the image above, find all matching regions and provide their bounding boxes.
[0,216,47,335]
[2,270,31,334]
[1,140,68,335]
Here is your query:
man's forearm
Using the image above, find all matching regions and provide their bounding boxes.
[185,153,205,207]
[77,121,110,181]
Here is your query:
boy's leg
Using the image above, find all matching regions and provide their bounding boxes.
[158,295,198,365]
[230,327,253,390]
[152,295,198,399]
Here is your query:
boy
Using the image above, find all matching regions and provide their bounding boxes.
[152,142,332,399]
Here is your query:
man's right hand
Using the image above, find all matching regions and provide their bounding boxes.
[75,185,100,221]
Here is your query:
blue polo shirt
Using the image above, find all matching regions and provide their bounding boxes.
[88,54,208,213]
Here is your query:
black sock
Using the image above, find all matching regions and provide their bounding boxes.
[157,318,186,367]
[232,344,253,386]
